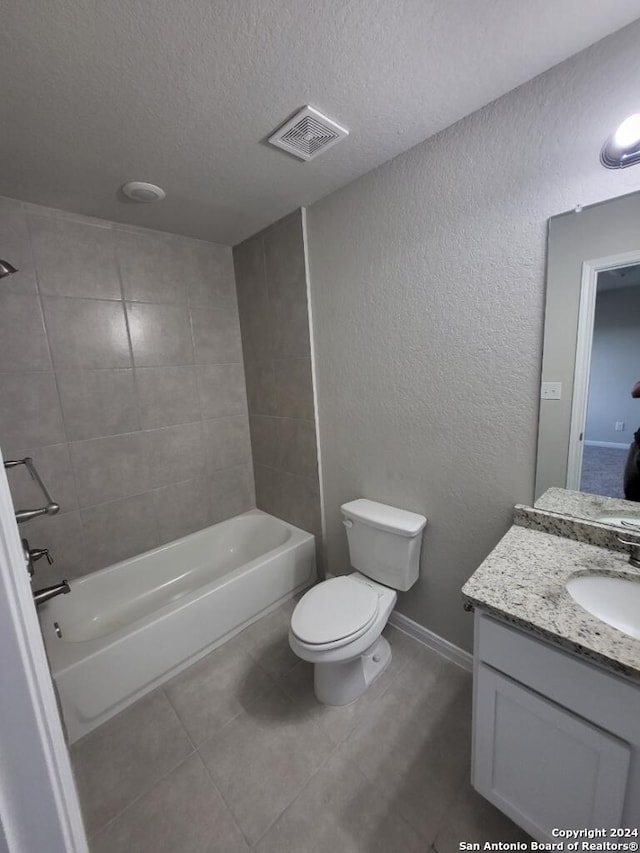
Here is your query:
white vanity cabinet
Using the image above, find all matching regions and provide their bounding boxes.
[472,610,640,840]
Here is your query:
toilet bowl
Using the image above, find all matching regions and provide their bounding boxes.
[289,498,427,706]
[289,573,397,705]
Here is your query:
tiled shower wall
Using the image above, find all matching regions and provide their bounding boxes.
[233,210,321,538]
[0,196,254,584]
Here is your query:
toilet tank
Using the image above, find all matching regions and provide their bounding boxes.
[341,499,427,592]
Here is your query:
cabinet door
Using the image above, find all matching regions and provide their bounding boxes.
[473,664,631,841]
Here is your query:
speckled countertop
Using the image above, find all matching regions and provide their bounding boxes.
[462,524,640,681]
[535,487,640,524]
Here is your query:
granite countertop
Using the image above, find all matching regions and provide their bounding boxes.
[535,487,640,523]
[462,524,640,681]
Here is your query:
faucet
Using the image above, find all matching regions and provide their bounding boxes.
[33,581,70,606]
[617,536,640,569]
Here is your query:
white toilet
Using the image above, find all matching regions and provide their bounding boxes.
[289,498,427,706]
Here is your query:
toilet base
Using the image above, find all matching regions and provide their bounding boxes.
[313,635,392,706]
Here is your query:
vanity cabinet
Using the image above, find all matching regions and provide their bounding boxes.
[472,610,640,840]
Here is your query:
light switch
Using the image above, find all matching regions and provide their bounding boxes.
[541,382,562,400]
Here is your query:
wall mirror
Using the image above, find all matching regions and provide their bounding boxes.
[535,188,640,525]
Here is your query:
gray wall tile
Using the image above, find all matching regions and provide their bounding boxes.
[191,306,243,364]
[0,292,52,372]
[4,442,77,514]
[235,210,320,538]
[152,476,211,544]
[81,492,160,571]
[43,297,131,369]
[28,214,121,299]
[127,302,194,367]
[248,416,277,469]
[274,417,318,478]
[202,416,251,471]
[254,464,320,534]
[143,422,204,488]
[233,233,267,317]
[243,359,276,416]
[272,358,314,419]
[197,363,247,419]
[0,372,65,448]
[210,462,255,523]
[187,241,236,309]
[0,197,38,294]
[56,369,139,441]
[70,432,149,508]
[115,228,188,304]
[136,366,201,429]
[0,198,258,577]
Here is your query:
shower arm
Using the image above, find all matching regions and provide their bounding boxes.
[4,457,60,523]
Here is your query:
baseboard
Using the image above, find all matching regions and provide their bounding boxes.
[584,440,629,450]
[389,611,473,671]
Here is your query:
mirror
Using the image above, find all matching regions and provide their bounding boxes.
[535,188,640,524]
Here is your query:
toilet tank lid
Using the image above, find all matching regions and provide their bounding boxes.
[341,499,427,537]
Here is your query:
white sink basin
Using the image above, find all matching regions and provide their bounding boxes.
[566,575,640,639]
[595,514,640,530]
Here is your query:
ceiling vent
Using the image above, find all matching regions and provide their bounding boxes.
[268,106,348,161]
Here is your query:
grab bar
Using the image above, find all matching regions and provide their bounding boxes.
[4,457,60,523]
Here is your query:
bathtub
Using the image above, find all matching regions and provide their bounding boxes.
[39,510,316,743]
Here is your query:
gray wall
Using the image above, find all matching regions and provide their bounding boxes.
[306,21,640,651]
[233,211,321,539]
[0,196,253,585]
[585,286,640,445]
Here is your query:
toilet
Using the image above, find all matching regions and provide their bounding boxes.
[289,498,427,706]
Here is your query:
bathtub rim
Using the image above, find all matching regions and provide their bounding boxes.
[40,509,315,675]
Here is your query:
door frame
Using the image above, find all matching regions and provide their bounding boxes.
[566,250,640,490]
[0,449,87,853]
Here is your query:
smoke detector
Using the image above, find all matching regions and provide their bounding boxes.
[268,106,349,161]
[121,181,166,203]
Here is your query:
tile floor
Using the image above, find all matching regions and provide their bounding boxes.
[70,598,529,852]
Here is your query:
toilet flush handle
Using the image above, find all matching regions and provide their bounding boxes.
[342,519,353,528]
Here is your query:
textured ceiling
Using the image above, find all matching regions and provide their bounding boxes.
[2,1,640,245]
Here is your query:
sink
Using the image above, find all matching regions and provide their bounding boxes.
[566,575,640,639]
[595,513,640,530]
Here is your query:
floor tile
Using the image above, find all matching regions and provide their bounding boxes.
[90,754,248,853]
[341,649,473,844]
[236,599,300,679]
[433,779,531,853]
[199,687,335,845]
[254,749,425,853]
[163,636,275,745]
[71,689,193,835]
[278,625,420,746]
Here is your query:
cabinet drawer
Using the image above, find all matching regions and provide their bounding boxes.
[475,611,640,740]
[473,664,631,840]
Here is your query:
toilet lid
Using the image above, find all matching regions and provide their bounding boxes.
[291,576,379,645]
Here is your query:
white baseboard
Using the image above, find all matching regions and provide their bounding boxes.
[584,440,629,450]
[388,611,473,671]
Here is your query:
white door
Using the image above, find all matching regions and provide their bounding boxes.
[0,449,87,853]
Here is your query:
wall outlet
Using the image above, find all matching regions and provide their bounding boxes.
[615,421,625,431]
[541,382,562,400]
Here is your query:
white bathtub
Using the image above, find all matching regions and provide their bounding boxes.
[39,510,316,743]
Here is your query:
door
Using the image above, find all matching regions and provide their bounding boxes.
[473,664,630,841]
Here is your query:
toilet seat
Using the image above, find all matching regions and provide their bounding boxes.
[290,576,379,648]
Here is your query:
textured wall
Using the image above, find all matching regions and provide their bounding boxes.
[306,22,640,651]
[0,196,254,585]
[585,287,640,445]
[233,211,321,538]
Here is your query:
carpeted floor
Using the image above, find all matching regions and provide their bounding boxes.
[580,444,628,498]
